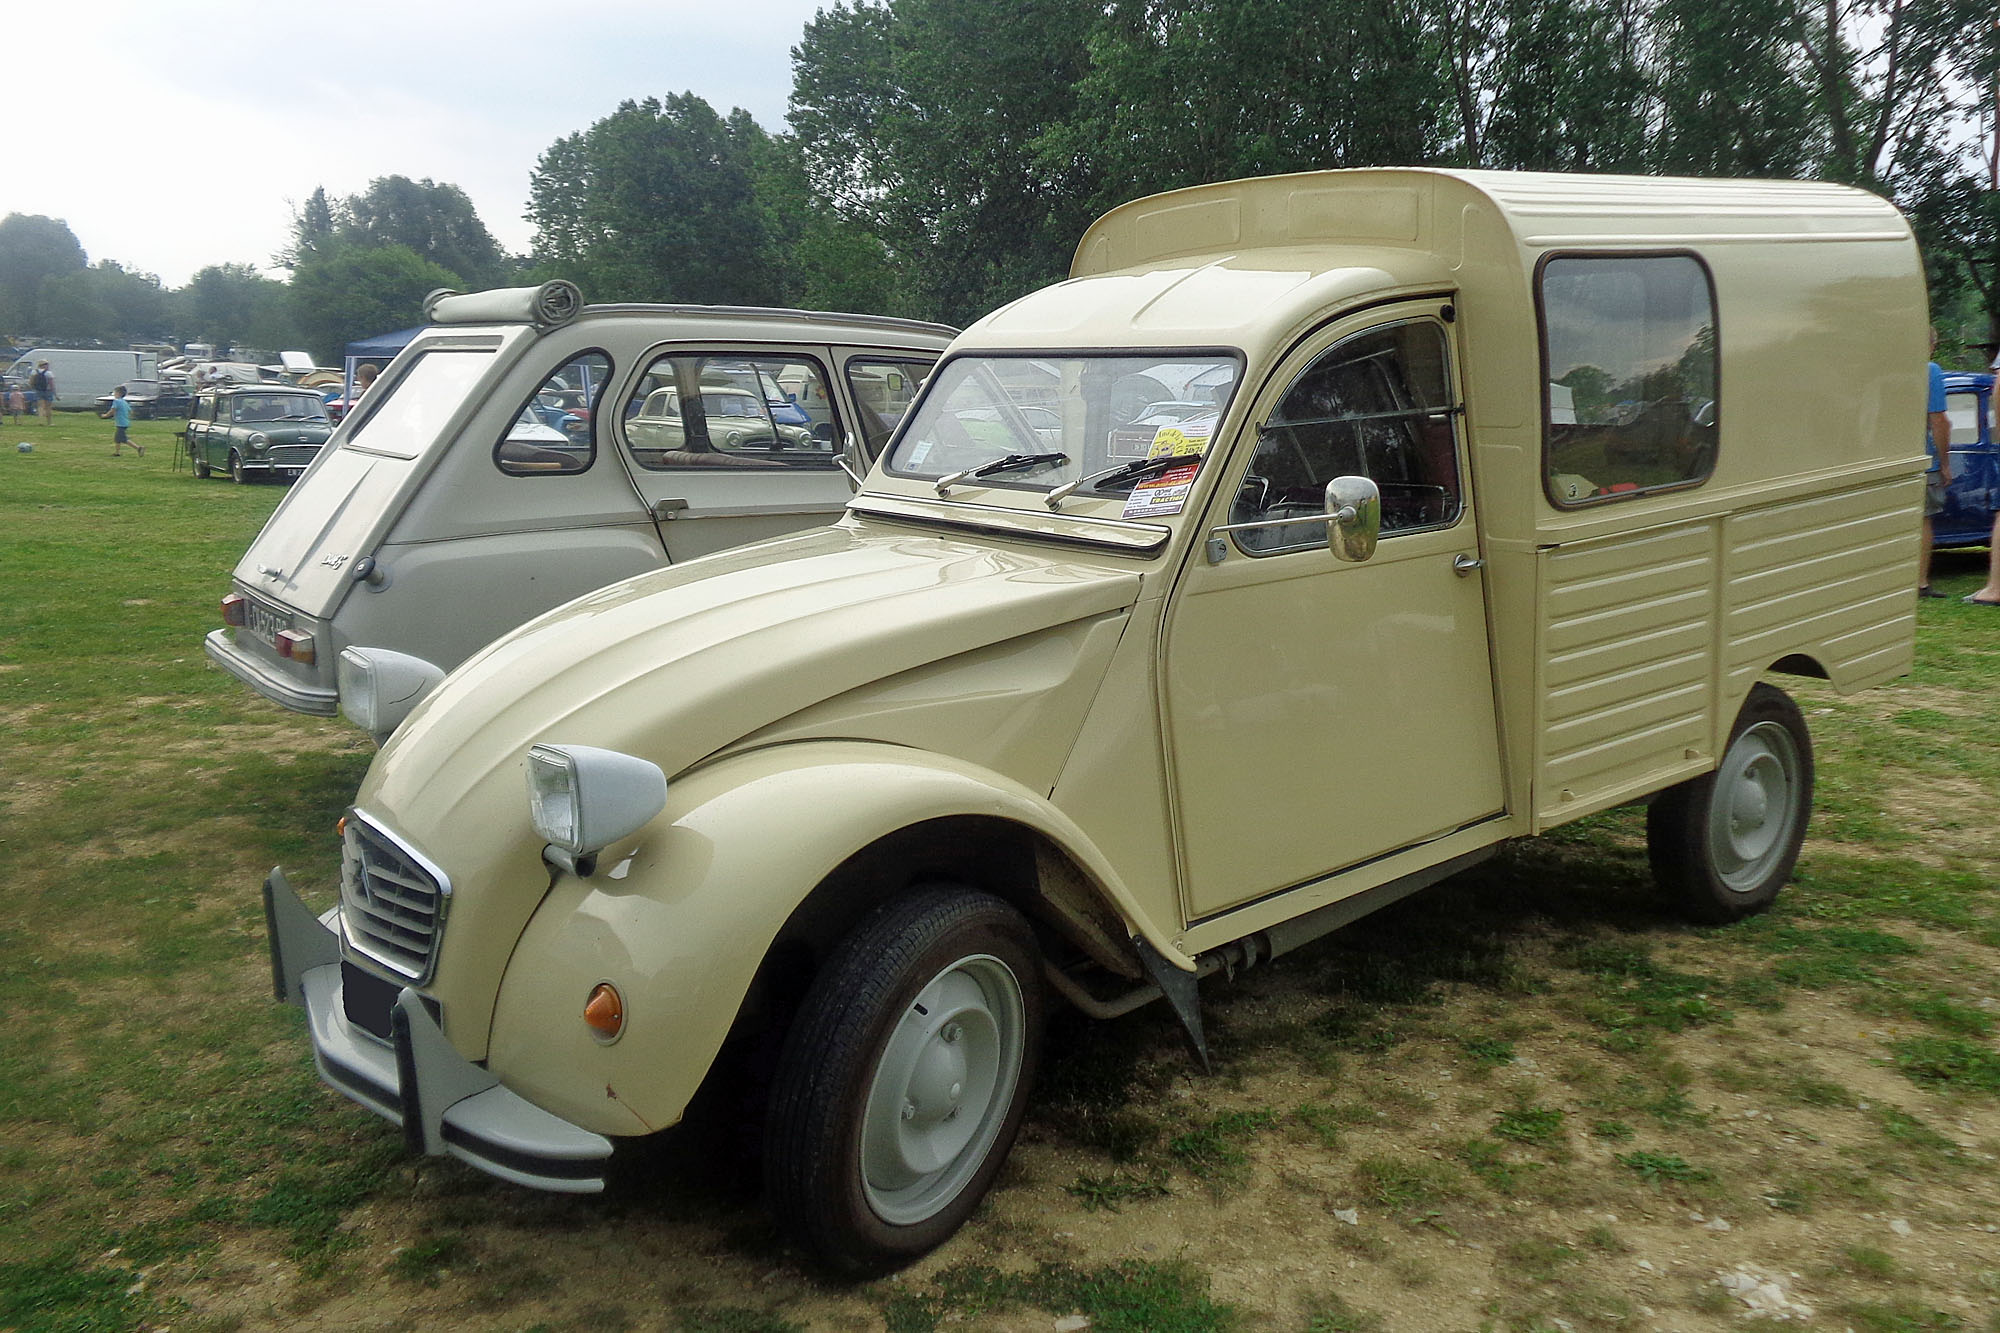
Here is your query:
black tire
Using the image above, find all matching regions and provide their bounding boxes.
[193,453,211,479]
[764,889,1043,1276]
[229,451,248,485]
[1648,682,1814,923]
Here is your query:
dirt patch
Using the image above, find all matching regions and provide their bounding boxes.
[146,957,2000,1333]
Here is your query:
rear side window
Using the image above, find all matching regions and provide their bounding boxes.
[622,353,840,470]
[1541,254,1718,506]
[495,353,610,477]
[342,349,494,460]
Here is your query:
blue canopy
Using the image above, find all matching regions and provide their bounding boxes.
[341,327,422,399]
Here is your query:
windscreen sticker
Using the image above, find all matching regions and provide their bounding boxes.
[1147,425,1210,459]
[1121,425,1209,518]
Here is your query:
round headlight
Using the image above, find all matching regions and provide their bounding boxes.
[246,432,269,452]
[527,744,667,864]
[338,646,444,738]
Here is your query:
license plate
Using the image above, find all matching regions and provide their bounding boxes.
[242,597,291,646]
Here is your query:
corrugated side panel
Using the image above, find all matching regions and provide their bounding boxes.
[1536,522,1718,823]
[1721,479,1918,700]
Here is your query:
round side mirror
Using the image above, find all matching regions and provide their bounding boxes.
[1324,476,1381,563]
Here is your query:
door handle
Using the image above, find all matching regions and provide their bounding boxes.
[1453,553,1485,576]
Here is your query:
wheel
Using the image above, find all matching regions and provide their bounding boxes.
[229,451,249,484]
[1648,682,1813,922]
[193,453,211,479]
[764,889,1043,1276]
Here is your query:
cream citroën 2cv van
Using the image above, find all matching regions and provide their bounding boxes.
[264,169,1925,1274]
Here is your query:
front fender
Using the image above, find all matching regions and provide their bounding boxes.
[482,739,1176,1137]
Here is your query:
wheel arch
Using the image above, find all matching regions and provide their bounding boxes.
[739,812,1144,1039]
[497,741,1162,1136]
[1766,652,1830,682]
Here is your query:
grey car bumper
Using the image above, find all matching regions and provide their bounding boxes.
[205,629,339,716]
[263,868,613,1193]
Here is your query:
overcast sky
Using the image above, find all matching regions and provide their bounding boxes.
[11,0,832,287]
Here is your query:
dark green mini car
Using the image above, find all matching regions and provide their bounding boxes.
[184,386,333,483]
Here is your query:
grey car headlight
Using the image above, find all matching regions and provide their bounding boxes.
[339,646,445,739]
[246,432,269,453]
[527,744,667,870]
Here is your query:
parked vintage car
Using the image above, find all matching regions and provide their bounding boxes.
[93,378,192,419]
[183,385,333,483]
[1937,370,2000,548]
[625,385,819,456]
[205,283,953,718]
[263,171,1926,1275]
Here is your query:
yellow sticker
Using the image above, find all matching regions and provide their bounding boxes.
[1147,425,1209,460]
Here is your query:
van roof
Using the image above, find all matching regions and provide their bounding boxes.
[963,168,1909,352]
[1073,168,1907,277]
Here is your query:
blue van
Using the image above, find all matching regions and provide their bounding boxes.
[1939,372,2000,547]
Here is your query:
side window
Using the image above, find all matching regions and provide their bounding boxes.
[844,357,933,455]
[1233,321,1463,555]
[495,352,609,477]
[1541,254,1718,505]
[622,353,838,470]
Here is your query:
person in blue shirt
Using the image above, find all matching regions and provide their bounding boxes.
[101,385,142,457]
[1919,346,1949,597]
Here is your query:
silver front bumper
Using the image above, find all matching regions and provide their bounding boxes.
[263,868,612,1193]
[205,629,338,716]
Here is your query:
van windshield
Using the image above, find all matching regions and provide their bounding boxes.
[341,349,495,460]
[885,354,1240,497]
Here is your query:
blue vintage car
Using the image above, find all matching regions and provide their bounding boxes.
[1939,372,2000,547]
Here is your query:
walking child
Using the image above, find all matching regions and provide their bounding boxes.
[101,385,142,456]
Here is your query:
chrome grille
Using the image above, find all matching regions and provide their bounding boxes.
[340,816,449,981]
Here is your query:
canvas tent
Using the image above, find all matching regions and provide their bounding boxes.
[342,328,421,399]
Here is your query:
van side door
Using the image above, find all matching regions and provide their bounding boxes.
[1162,302,1508,919]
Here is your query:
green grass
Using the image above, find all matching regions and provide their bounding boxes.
[1892,1037,2000,1096]
[1492,1105,1566,1145]
[885,1260,1234,1333]
[1615,1150,1712,1185]
[1065,1169,1172,1211]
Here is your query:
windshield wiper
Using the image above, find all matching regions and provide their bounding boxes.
[934,451,1068,495]
[1045,451,1204,508]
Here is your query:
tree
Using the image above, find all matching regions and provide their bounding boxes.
[179,264,298,355]
[342,176,511,289]
[0,214,88,332]
[1073,0,1442,197]
[281,186,340,270]
[789,0,1102,324]
[527,93,780,305]
[1480,0,1653,171]
[749,129,903,314]
[288,241,460,363]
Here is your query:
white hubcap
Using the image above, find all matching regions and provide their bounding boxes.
[1706,721,1801,892]
[861,955,1024,1226]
